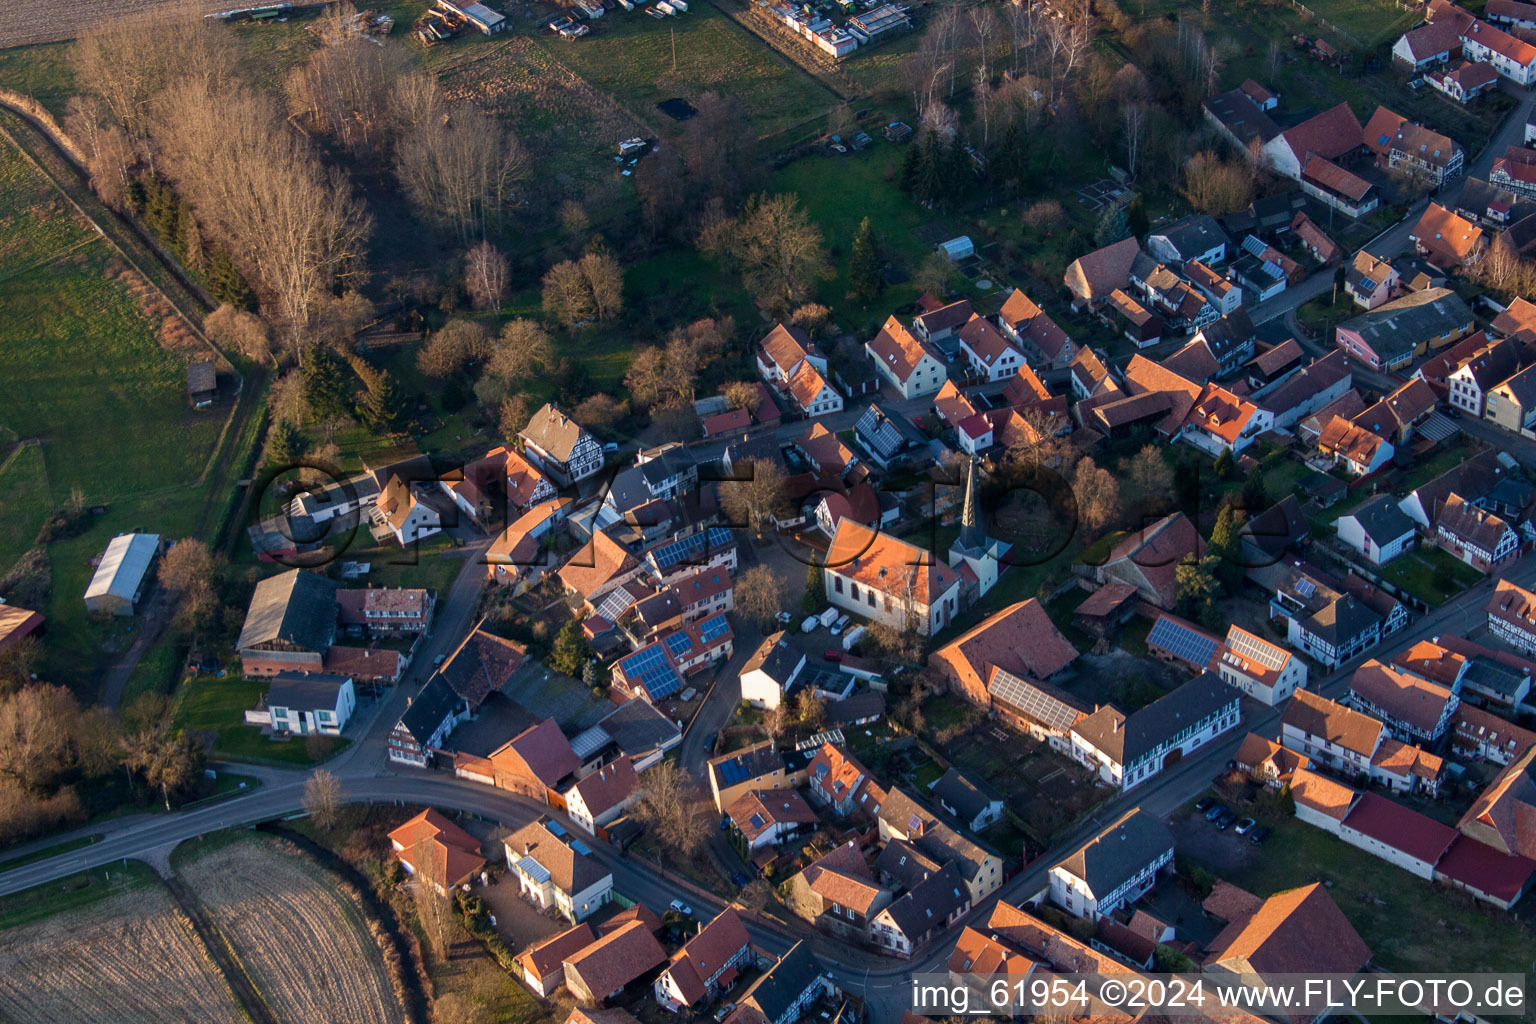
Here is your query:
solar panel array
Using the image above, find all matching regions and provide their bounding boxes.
[1147,615,1220,667]
[1295,577,1316,598]
[650,527,735,570]
[1227,627,1287,670]
[619,643,682,700]
[664,631,694,658]
[546,820,567,837]
[988,668,1081,731]
[594,585,639,623]
[698,614,731,644]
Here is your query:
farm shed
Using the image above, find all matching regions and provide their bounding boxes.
[436,0,504,32]
[188,357,216,408]
[0,603,43,652]
[84,533,163,616]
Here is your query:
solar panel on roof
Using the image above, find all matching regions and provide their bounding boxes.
[595,586,639,622]
[1227,628,1285,670]
[987,669,1080,731]
[664,631,694,657]
[1147,616,1220,667]
[698,615,730,643]
[1295,578,1316,598]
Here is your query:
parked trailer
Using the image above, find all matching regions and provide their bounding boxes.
[819,607,838,627]
[842,625,866,651]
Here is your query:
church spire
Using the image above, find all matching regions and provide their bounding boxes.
[958,456,983,552]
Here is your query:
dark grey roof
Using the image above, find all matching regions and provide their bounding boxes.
[1053,808,1174,897]
[877,861,969,938]
[603,466,652,516]
[741,632,805,687]
[877,788,996,880]
[1240,495,1309,561]
[1344,494,1414,544]
[188,358,216,395]
[1198,308,1256,357]
[1336,288,1473,364]
[930,767,1002,824]
[876,837,943,890]
[1150,214,1229,259]
[438,626,526,709]
[594,697,681,757]
[1302,594,1381,646]
[826,691,886,727]
[742,941,824,1022]
[237,569,339,653]
[1494,363,1536,409]
[1256,351,1352,416]
[1203,89,1280,148]
[1457,176,1536,223]
[1408,449,1508,522]
[398,675,461,745]
[1071,676,1239,767]
[639,446,697,488]
[265,671,350,710]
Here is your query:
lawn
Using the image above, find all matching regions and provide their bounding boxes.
[0,129,229,692]
[1191,813,1536,979]
[0,861,159,932]
[172,674,348,766]
[0,442,52,577]
[1377,546,1483,606]
[0,42,74,118]
[0,833,103,873]
[525,5,840,141]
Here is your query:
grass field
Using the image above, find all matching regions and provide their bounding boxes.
[0,442,52,576]
[1377,545,1484,606]
[0,867,246,1024]
[176,833,408,1024]
[0,832,102,873]
[1188,810,1536,981]
[0,130,230,692]
[173,673,348,765]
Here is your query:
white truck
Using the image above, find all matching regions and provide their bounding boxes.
[842,624,866,651]
[819,607,839,628]
[801,615,820,633]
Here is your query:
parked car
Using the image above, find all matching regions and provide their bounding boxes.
[1235,817,1257,835]
[1205,803,1228,822]
[1215,810,1237,830]
[1249,826,1271,845]
[1194,796,1215,814]
[720,817,731,831]
[714,1004,736,1023]
[775,611,794,625]
[823,650,843,662]
[669,899,694,917]
[731,872,749,887]
[432,653,447,667]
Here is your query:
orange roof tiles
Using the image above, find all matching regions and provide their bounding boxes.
[1204,883,1371,975]
[1411,202,1483,266]
[867,315,933,382]
[787,360,834,411]
[1289,766,1358,822]
[389,809,487,889]
[825,519,958,607]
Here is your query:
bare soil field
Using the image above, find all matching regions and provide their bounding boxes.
[0,0,227,48]
[178,833,408,1024]
[0,884,246,1024]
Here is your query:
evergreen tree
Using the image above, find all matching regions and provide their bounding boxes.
[359,370,406,435]
[1209,504,1243,590]
[800,560,823,614]
[1094,200,1129,246]
[1213,448,1236,480]
[1240,466,1269,511]
[550,619,592,677]
[267,419,303,465]
[301,345,356,424]
[124,176,148,216]
[179,204,206,273]
[943,133,971,207]
[208,247,256,310]
[1126,195,1150,237]
[848,217,884,301]
[913,130,944,207]
[898,142,922,193]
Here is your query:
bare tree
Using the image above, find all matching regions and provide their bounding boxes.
[63,95,134,210]
[205,304,272,366]
[417,319,487,378]
[0,686,79,791]
[633,760,708,859]
[970,5,999,86]
[388,69,444,133]
[735,565,787,626]
[286,38,409,155]
[464,240,509,312]
[1122,101,1148,178]
[704,194,831,314]
[487,319,554,384]
[395,103,529,246]
[738,879,772,913]
[541,252,624,327]
[1072,456,1121,535]
[723,381,760,411]
[720,458,790,537]
[302,769,344,829]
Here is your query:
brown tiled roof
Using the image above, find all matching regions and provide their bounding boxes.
[1203,880,1263,922]
[1121,355,1203,434]
[1302,155,1373,202]
[558,530,639,600]
[914,299,974,335]
[489,498,572,569]
[564,919,667,1001]
[795,422,855,476]
[1102,512,1207,609]
[1399,15,1468,61]
[787,360,833,411]
[1278,102,1363,163]
[1412,202,1483,266]
[0,604,43,651]
[1288,766,1357,822]
[1349,659,1456,735]
[801,842,886,914]
[661,908,751,1005]
[1317,415,1388,468]
[958,314,1020,367]
[1064,236,1141,301]
[438,623,527,707]
[726,788,817,842]
[947,926,1035,975]
[867,315,933,382]
[569,756,639,817]
[761,323,814,375]
[1457,747,1536,857]
[1364,107,1460,170]
[932,380,977,425]
[1492,296,1536,336]
[1437,492,1514,551]
[490,719,580,789]
[825,519,958,606]
[1240,78,1275,105]
[1488,578,1536,635]
[1391,638,1468,688]
[1291,213,1343,262]
[1183,384,1259,444]
[518,922,597,982]
[522,403,593,462]
[1282,689,1383,759]
[1463,18,1536,65]
[1162,339,1220,381]
[1204,884,1371,975]
[1001,363,1052,407]
[929,599,1079,699]
[703,407,752,437]
[1370,737,1444,782]
[388,809,486,889]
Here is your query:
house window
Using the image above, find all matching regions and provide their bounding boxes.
[833,576,843,594]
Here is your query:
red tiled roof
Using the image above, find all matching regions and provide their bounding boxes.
[787,360,833,412]
[1278,102,1363,163]
[1349,659,1456,736]
[1343,791,1458,863]
[760,323,814,375]
[825,519,958,607]
[1064,236,1140,301]
[564,919,667,1001]
[569,756,639,818]
[1434,834,1536,904]
[490,719,580,789]
[389,809,486,888]
[867,315,934,383]
[1411,203,1483,266]
[958,314,1020,367]
[929,599,1079,702]
[661,908,751,1005]
[1289,766,1357,822]
[1302,155,1374,202]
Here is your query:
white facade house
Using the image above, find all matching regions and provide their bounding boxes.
[1211,625,1308,706]
[1461,20,1536,85]
[1335,495,1417,565]
[865,316,947,399]
[739,633,807,710]
[1488,578,1536,653]
[520,403,605,487]
[504,819,614,922]
[1048,809,1175,920]
[823,520,961,637]
[246,672,356,736]
[957,316,1026,382]
[1068,676,1241,791]
[563,757,640,835]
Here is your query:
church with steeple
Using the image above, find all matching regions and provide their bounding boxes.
[947,457,1011,606]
